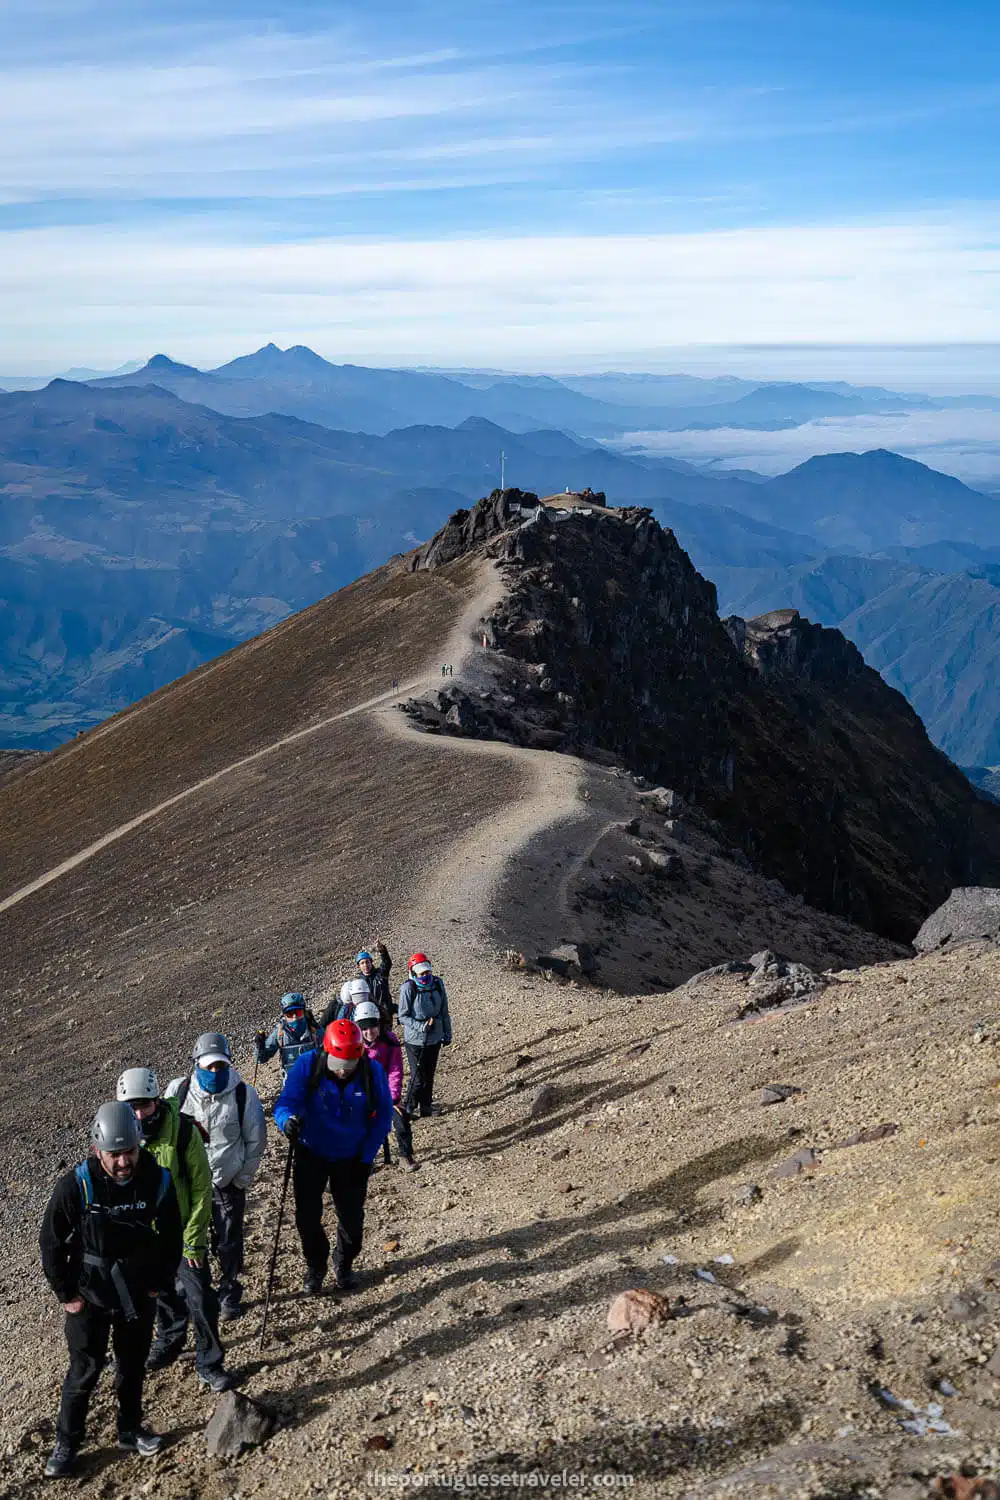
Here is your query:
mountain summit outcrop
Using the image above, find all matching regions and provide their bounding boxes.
[404,489,1000,941]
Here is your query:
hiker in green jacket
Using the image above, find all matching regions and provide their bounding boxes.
[116,1068,236,1393]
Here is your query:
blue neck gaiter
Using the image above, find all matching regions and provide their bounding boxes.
[196,1065,229,1094]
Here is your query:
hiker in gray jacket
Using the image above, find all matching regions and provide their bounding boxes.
[397,952,452,1119]
[165,1032,266,1322]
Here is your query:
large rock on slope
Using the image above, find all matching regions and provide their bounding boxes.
[914,888,1000,953]
[409,490,1000,942]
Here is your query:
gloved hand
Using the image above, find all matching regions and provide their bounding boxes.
[255,1030,267,1046]
[283,1115,301,1145]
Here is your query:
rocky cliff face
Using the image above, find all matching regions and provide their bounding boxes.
[407,489,1000,942]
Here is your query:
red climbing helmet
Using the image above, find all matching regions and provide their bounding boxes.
[323,1018,364,1060]
[408,951,430,971]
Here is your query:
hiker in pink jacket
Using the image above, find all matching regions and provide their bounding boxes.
[353,1003,418,1172]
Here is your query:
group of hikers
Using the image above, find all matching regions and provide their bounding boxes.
[38,944,452,1480]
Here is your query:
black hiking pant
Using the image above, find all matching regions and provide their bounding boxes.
[404,1043,441,1117]
[293,1145,370,1276]
[56,1298,155,1448]
[154,1258,225,1374]
[211,1184,246,1308]
[381,1105,414,1163]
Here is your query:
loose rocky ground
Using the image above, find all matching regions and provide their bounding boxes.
[3,939,1000,1499]
[2,530,999,1499]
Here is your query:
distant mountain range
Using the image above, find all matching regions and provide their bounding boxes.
[4,373,1000,761]
[5,345,999,439]
[664,508,1000,766]
[83,346,660,437]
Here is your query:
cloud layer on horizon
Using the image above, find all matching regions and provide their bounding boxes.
[5,1,1000,370]
[3,218,1000,372]
[616,407,1000,485]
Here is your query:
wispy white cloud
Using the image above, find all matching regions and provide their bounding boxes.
[2,215,1000,371]
[0,21,710,202]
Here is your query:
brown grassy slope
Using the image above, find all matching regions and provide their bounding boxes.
[0,556,483,896]
[0,554,525,1145]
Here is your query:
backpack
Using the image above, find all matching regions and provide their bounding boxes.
[76,1158,172,1213]
[75,1158,172,1319]
[305,1050,378,1119]
[176,1075,246,1132]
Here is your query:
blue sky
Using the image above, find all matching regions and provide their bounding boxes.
[2,0,1000,372]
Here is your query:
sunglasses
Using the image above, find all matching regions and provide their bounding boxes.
[284,1007,304,1019]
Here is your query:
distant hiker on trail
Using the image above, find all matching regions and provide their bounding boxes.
[256,992,320,1077]
[353,999,418,1172]
[165,1033,267,1324]
[274,1018,393,1294]
[39,1102,181,1479]
[117,1067,236,1393]
[319,942,394,1032]
[398,952,452,1120]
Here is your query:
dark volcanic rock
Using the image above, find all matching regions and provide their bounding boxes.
[760,1084,801,1106]
[774,1147,819,1179]
[205,1390,276,1456]
[409,491,1000,942]
[914,887,1000,953]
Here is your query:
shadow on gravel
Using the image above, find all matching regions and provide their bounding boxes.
[433,1055,679,1160]
[249,1133,783,1416]
[741,1237,803,1279]
[474,1398,801,1488]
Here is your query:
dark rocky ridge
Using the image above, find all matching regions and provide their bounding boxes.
[406,489,1000,942]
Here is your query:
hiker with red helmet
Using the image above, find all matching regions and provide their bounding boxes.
[398,952,452,1120]
[274,1018,393,1294]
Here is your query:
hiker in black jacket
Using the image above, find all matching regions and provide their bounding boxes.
[319,941,394,1032]
[39,1102,182,1480]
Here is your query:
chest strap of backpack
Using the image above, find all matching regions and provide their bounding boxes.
[75,1161,171,1320]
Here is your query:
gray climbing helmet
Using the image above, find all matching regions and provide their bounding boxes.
[117,1066,159,1103]
[192,1032,231,1065]
[91,1101,142,1153]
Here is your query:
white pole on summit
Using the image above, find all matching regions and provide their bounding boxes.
[500,451,505,491]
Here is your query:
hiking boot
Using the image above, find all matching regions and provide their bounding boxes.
[303,1266,325,1295]
[145,1344,179,1373]
[118,1427,164,1457]
[218,1298,243,1323]
[333,1264,356,1292]
[43,1441,77,1480]
[198,1368,237,1394]
[400,1156,420,1173]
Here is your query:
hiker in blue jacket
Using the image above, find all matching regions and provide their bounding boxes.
[255,992,319,1077]
[274,1018,393,1294]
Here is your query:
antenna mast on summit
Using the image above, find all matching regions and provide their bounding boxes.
[500,451,505,491]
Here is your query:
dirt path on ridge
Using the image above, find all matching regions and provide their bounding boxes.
[0,567,514,922]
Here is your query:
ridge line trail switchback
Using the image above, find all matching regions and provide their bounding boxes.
[0,565,502,919]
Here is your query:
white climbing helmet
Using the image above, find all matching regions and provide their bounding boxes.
[353,1000,381,1027]
[344,976,370,1004]
[116,1066,159,1103]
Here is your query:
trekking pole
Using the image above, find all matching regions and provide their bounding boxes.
[259,1140,294,1350]
[252,1054,260,1090]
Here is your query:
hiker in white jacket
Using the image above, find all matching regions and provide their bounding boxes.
[165,1032,266,1323]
